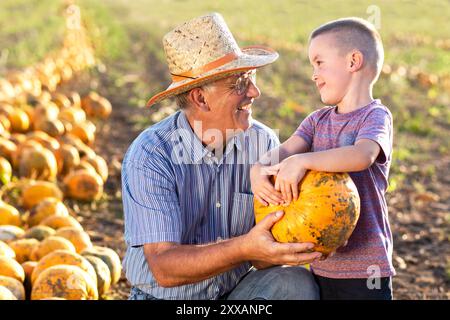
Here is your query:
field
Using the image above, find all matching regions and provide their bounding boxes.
[0,0,449,299]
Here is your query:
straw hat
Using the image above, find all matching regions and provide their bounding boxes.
[146,12,279,107]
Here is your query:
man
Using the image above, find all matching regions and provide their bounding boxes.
[122,13,321,300]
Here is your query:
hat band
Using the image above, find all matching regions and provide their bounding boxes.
[171,51,239,82]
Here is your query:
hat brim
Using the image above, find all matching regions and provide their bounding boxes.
[146,46,278,107]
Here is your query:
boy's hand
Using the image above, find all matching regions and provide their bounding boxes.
[267,154,307,204]
[250,163,283,206]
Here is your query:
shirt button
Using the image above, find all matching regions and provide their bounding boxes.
[216,202,221,208]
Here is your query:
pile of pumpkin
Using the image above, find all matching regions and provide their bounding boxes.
[0,4,121,300]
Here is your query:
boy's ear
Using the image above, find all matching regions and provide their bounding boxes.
[348,50,364,72]
[189,88,210,112]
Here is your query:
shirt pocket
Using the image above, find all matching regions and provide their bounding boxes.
[230,192,255,237]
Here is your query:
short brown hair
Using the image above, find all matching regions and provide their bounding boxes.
[310,17,384,82]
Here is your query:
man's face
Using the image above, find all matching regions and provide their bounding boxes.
[203,70,260,133]
[308,33,351,106]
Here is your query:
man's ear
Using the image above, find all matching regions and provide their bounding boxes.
[188,87,210,112]
[348,50,364,72]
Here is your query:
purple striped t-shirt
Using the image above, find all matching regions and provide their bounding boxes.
[294,99,396,279]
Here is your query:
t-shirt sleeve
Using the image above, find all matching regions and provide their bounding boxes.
[356,107,393,164]
[122,153,182,247]
[294,112,315,148]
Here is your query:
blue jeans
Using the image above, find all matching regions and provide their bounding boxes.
[225,266,319,300]
[129,266,319,300]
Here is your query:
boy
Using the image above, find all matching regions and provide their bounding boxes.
[250,17,395,299]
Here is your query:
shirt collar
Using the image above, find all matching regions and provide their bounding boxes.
[176,111,244,164]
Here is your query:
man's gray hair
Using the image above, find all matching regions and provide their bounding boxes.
[174,83,213,109]
[174,91,191,109]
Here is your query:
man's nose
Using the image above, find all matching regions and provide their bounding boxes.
[246,80,261,99]
[311,72,318,82]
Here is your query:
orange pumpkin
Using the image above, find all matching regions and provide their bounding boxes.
[52,92,72,109]
[84,255,111,297]
[0,285,17,300]
[81,92,112,119]
[254,171,360,257]
[0,256,25,282]
[0,114,11,132]
[0,137,17,163]
[55,227,92,253]
[81,246,121,285]
[27,198,69,227]
[31,265,98,300]
[69,121,96,145]
[23,225,56,241]
[63,170,103,201]
[39,215,83,231]
[21,180,63,209]
[58,107,86,124]
[0,225,25,243]
[8,109,30,133]
[33,118,65,137]
[0,201,21,227]
[31,249,97,285]
[54,144,80,175]
[27,131,61,151]
[0,275,25,300]
[29,236,76,261]
[11,140,43,169]
[32,103,59,126]
[18,146,58,181]
[8,239,40,263]
[83,154,108,182]
[0,156,12,185]
[0,240,15,259]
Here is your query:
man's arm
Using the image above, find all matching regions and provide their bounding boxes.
[143,211,322,287]
[144,238,246,287]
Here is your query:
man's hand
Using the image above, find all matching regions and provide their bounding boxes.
[317,240,349,261]
[250,163,283,206]
[266,154,307,204]
[241,210,322,266]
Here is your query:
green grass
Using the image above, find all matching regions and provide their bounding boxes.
[100,0,450,74]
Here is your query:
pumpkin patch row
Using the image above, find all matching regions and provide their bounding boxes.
[0,4,122,300]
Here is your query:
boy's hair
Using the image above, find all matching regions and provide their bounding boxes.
[310,17,384,83]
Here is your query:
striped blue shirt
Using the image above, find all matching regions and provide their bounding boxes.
[122,110,279,300]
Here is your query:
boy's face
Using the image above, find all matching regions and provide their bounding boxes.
[308,33,351,105]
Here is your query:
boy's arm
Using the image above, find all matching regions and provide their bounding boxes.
[256,135,311,166]
[272,139,381,202]
[251,135,310,206]
[296,138,381,172]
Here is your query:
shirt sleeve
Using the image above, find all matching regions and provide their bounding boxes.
[355,107,393,164]
[122,152,182,247]
[293,112,315,148]
[267,129,280,150]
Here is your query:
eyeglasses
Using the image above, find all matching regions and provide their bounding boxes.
[231,70,257,95]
